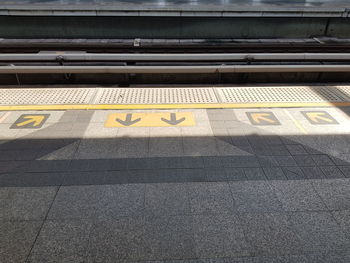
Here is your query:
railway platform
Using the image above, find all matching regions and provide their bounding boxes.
[0,84,350,262]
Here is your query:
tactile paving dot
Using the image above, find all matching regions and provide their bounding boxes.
[0,88,95,105]
[331,85,350,101]
[94,87,218,104]
[217,86,345,103]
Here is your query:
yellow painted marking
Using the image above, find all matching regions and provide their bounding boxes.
[16,115,45,127]
[105,112,195,127]
[0,102,350,111]
[0,112,11,123]
[283,109,308,135]
[251,113,276,124]
[306,112,334,123]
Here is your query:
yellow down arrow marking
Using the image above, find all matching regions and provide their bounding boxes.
[16,115,45,127]
[307,112,334,123]
[251,113,276,124]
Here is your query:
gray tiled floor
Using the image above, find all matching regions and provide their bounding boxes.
[1,107,350,262]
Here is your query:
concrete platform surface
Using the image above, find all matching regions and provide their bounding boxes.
[0,105,350,262]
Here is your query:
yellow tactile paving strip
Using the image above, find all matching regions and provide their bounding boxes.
[1,85,350,111]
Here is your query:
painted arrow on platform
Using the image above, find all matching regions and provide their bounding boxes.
[306,112,334,123]
[10,114,50,129]
[301,111,339,125]
[251,113,276,124]
[161,113,186,125]
[246,112,281,126]
[116,113,141,126]
[16,115,46,127]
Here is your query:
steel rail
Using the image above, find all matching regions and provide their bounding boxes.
[1,65,350,74]
[1,53,350,62]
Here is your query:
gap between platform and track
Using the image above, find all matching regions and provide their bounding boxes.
[1,102,350,111]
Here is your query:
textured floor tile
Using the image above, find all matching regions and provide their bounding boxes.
[230,136,250,147]
[179,157,204,169]
[209,121,226,129]
[48,184,145,219]
[14,160,71,173]
[280,136,299,145]
[329,155,350,166]
[224,168,246,181]
[28,220,93,263]
[205,168,228,182]
[310,155,335,166]
[229,181,283,212]
[221,156,260,168]
[332,210,350,239]
[40,141,79,160]
[69,159,115,172]
[293,155,316,167]
[202,156,223,168]
[216,138,247,156]
[262,136,283,146]
[127,158,153,170]
[0,187,57,220]
[188,182,235,214]
[0,220,42,263]
[144,169,206,184]
[149,136,184,157]
[62,171,108,186]
[273,156,297,167]
[177,169,207,183]
[207,109,236,121]
[0,172,65,187]
[146,157,179,170]
[145,183,190,216]
[312,179,350,210]
[0,150,42,161]
[269,181,327,211]
[183,137,218,157]
[104,170,136,184]
[87,217,148,262]
[289,212,350,253]
[320,166,345,179]
[252,255,310,263]
[304,253,350,263]
[144,215,196,260]
[142,169,178,184]
[189,257,252,263]
[240,212,303,255]
[286,144,308,155]
[257,156,279,167]
[192,214,251,258]
[0,161,29,174]
[268,145,290,156]
[339,166,350,178]
[116,128,149,151]
[250,145,270,156]
[300,167,325,179]
[282,167,306,180]
[243,168,266,180]
[263,167,287,180]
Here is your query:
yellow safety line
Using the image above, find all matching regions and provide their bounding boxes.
[1,102,350,111]
[283,109,308,135]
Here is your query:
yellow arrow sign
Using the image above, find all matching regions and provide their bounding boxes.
[105,112,195,127]
[251,113,277,124]
[16,115,46,127]
[306,112,334,123]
